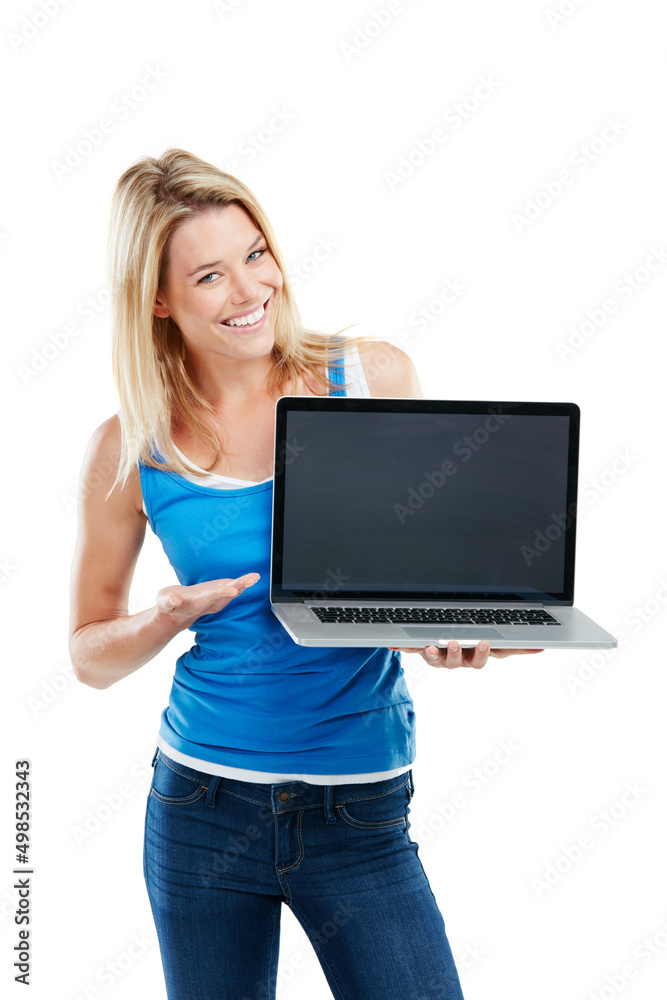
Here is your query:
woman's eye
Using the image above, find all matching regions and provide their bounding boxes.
[197,248,268,284]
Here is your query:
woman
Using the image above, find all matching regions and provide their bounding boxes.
[69,148,538,999]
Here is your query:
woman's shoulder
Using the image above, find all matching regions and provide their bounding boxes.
[85,412,131,469]
[81,413,145,516]
[356,339,424,398]
[80,412,122,470]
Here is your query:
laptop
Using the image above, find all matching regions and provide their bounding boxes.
[270,398,617,650]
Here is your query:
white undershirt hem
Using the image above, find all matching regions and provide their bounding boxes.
[156,735,413,785]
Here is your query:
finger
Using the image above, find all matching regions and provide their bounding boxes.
[392,644,466,668]
[423,645,442,665]
[465,641,490,670]
[443,641,464,669]
[421,642,461,669]
[231,573,260,590]
[217,573,260,595]
[159,593,182,614]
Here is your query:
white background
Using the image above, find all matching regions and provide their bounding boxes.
[3,1,666,998]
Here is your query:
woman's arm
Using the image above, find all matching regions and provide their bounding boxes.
[68,415,258,690]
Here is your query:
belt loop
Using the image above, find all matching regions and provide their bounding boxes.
[151,747,159,768]
[408,769,414,797]
[324,785,337,824]
[206,775,222,808]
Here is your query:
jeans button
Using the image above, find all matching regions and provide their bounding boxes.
[278,791,290,802]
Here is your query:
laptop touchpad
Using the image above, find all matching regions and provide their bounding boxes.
[402,626,504,640]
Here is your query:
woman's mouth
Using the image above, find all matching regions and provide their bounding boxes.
[220,296,271,332]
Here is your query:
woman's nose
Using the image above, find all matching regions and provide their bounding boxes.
[227,268,262,303]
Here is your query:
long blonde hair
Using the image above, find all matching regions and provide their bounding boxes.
[106,148,367,498]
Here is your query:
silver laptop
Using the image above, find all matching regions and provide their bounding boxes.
[270,398,617,650]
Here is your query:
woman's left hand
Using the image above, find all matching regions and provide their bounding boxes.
[387,642,544,669]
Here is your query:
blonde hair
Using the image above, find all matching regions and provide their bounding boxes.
[106,147,368,498]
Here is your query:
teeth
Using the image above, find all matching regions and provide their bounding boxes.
[222,302,265,327]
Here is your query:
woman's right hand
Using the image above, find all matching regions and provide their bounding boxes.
[155,573,261,630]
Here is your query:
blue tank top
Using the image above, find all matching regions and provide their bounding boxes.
[137,353,415,774]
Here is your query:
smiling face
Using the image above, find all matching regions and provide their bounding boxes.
[153,203,283,369]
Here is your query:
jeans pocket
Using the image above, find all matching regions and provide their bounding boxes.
[149,751,209,805]
[337,777,411,830]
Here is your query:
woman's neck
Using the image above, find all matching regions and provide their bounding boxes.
[184,350,277,410]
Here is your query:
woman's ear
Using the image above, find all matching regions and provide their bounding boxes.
[153,293,170,318]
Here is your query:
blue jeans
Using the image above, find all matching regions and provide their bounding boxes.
[143,748,465,1000]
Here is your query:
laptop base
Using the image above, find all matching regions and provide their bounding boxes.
[271,603,617,650]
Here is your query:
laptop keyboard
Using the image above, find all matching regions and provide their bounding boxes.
[311,607,561,625]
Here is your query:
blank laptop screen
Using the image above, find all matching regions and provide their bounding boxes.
[275,404,578,603]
